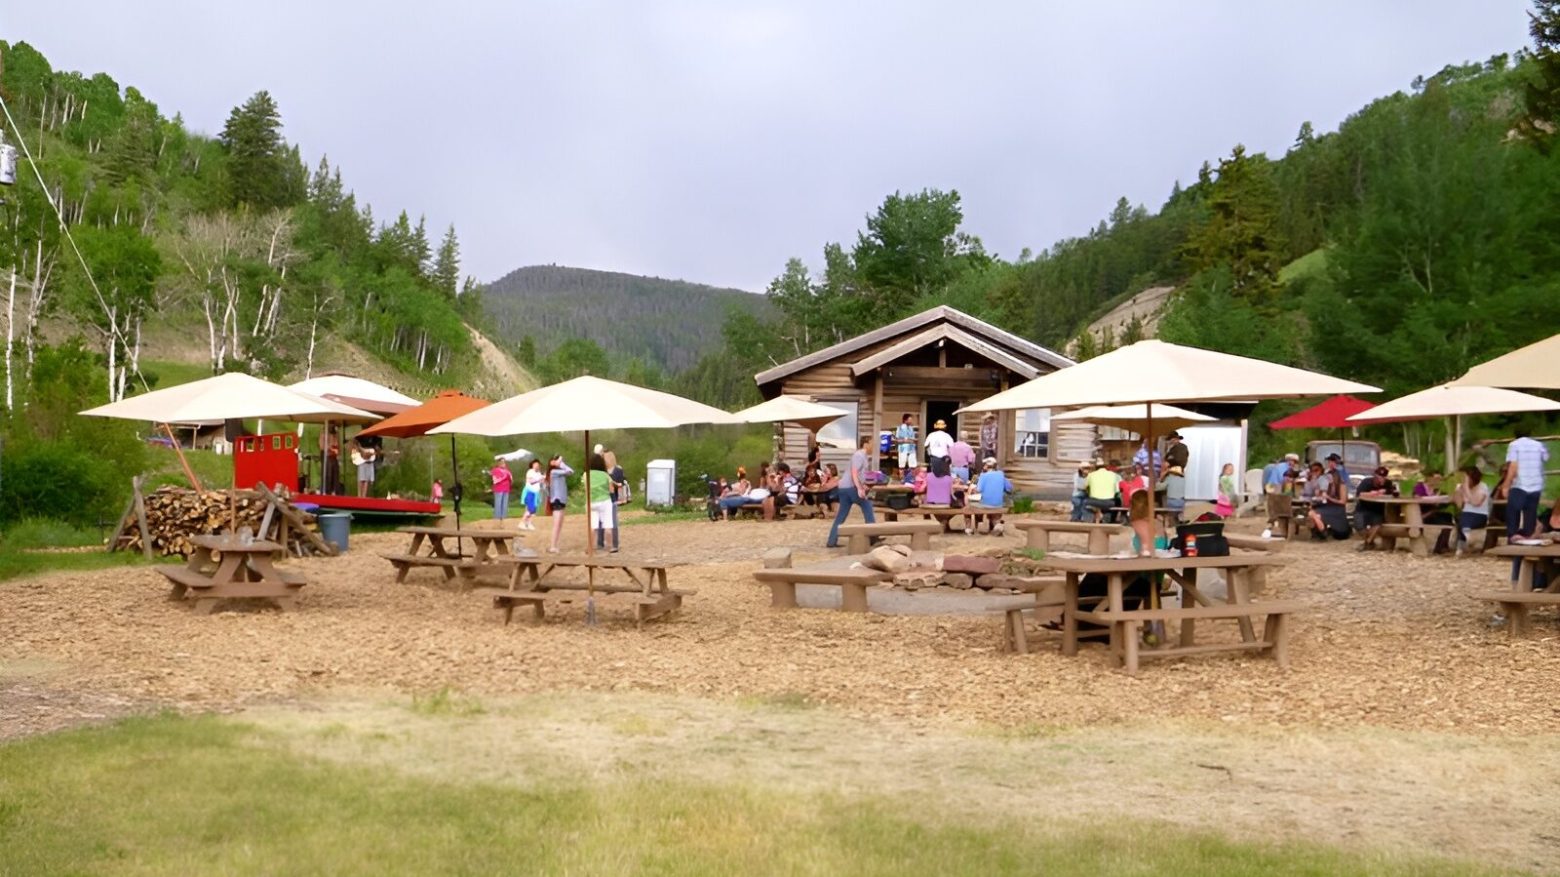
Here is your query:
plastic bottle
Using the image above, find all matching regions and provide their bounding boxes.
[1185,533,1198,557]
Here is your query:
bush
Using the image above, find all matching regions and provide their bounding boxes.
[0,442,126,526]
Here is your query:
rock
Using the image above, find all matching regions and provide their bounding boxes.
[865,546,912,573]
[895,572,943,591]
[943,555,1001,575]
[975,573,1016,590]
[886,543,912,556]
[761,547,793,569]
[944,573,974,590]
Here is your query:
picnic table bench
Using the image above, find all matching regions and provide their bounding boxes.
[1012,519,1120,554]
[752,566,891,612]
[835,520,942,554]
[875,504,1005,532]
[490,555,689,627]
[1476,543,1560,634]
[381,526,523,584]
[156,534,306,614]
[1037,553,1293,675]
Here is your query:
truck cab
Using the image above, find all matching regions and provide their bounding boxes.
[1304,440,1381,491]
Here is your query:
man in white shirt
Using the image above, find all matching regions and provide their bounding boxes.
[1499,429,1550,580]
[924,419,954,477]
[826,434,879,548]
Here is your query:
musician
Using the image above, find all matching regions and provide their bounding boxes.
[351,435,380,497]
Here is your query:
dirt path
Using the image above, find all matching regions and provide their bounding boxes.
[246,693,1560,872]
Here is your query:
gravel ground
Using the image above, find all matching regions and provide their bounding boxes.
[2,511,1558,734]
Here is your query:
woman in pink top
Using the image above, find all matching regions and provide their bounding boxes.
[489,459,513,522]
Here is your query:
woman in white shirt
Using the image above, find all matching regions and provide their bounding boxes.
[1453,465,1492,554]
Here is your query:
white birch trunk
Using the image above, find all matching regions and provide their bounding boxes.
[5,268,15,410]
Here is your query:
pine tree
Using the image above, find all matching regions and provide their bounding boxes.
[1186,145,1284,306]
[412,215,432,277]
[219,91,296,209]
[1519,0,1560,151]
[432,225,460,299]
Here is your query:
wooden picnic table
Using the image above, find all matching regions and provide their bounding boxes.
[1477,542,1560,634]
[1036,552,1294,675]
[478,555,691,627]
[1369,495,1450,556]
[156,534,306,614]
[381,526,524,583]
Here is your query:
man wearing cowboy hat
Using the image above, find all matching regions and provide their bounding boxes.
[924,418,954,477]
[1163,431,1189,475]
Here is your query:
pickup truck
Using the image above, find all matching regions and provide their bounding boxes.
[1305,440,1381,491]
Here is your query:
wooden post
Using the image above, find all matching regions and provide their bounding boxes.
[871,371,884,465]
[132,476,154,560]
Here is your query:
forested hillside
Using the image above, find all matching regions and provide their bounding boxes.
[699,8,1560,423]
[483,265,769,374]
[0,39,525,526]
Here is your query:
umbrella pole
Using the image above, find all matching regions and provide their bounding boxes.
[1144,402,1165,647]
[449,434,463,558]
[583,430,597,626]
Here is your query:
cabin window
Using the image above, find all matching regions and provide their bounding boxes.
[814,400,860,451]
[1014,408,1050,459]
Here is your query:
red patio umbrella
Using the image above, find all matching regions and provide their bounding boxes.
[1267,394,1377,477]
[358,391,492,535]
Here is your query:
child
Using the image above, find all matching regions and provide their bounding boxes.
[432,478,444,505]
[1215,462,1237,518]
[519,459,544,531]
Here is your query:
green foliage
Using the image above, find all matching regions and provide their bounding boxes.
[219,90,303,209]
[1185,145,1285,307]
[1519,0,1560,151]
[1157,267,1298,365]
[537,337,611,383]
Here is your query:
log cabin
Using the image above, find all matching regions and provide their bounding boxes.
[753,306,1095,498]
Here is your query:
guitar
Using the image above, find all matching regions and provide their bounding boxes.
[351,448,377,466]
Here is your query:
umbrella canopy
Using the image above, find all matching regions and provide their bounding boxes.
[732,394,847,434]
[288,374,418,415]
[430,375,744,436]
[1268,395,1377,430]
[81,372,378,424]
[357,390,491,439]
[1053,403,1215,436]
[962,339,1379,412]
[1346,384,1560,424]
[1451,333,1560,390]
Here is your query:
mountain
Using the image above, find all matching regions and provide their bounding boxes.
[482,265,772,374]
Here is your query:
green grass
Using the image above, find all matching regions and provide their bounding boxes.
[0,714,1511,877]
[0,518,146,583]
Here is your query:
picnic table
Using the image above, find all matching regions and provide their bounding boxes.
[474,555,691,627]
[1476,542,1560,635]
[156,534,306,614]
[1370,495,1451,556]
[1036,552,1296,675]
[381,526,524,583]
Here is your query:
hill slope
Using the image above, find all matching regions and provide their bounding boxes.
[482,266,771,373]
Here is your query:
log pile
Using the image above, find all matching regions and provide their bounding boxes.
[112,485,335,558]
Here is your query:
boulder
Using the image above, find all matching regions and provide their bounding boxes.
[943,555,1001,575]
[864,546,912,573]
[895,572,942,591]
[975,573,1018,590]
[761,547,793,569]
[886,543,913,557]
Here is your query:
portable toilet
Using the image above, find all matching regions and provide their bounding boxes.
[645,459,676,507]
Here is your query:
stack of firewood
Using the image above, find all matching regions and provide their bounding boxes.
[113,485,335,558]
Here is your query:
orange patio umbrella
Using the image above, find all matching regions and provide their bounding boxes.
[359,391,491,534]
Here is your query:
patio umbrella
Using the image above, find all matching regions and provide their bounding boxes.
[733,395,847,462]
[431,375,744,622]
[358,390,492,536]
[1267,394,1377,472]
[1053,403,1215,437]
[962,339,1378,522]
[1451,333,1560,390]
[288,374,419,415]
[1346,383,1560,466]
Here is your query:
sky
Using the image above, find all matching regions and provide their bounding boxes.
[4,2,1535,292]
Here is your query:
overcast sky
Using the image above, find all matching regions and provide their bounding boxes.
[6,2,1534,291]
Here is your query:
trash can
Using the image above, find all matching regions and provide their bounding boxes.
[317,511,351,552]
[646,459,676,507]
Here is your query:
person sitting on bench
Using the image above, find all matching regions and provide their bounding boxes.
[1354,466,1399,551]
[1082,459,1119,521]
[762,463,801,520]
[717,468,755,521]
[1304,461,1351,541]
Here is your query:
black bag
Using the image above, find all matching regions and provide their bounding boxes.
[886,492,913,510]
[1172,521,1229,557]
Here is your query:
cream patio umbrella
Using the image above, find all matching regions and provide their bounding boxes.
[430,375,744,621]
[732,395,846,463]
[1451,333,1560,391]
[1346,383,1560,467]
[1052,403,1215,438]
[962,339,1378,521]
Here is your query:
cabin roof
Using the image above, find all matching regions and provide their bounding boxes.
[753,305,1072,389]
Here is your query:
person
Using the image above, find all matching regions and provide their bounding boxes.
[894,414,918,471]
[582,453,617,553]
[1305,461,1351,540]
[806,443,822,473]
[1118,464,1149,522]
[519,459,544,531]
[320,425,342,494]
[1162,464,1188,523]
[1163,432,1189,475]
[909,464,928,497]
[352,436,378,498]
[546,455,573,554]
[1452,466,1492,555]
[948,435,976,483]
[1354,466,1399,550]
[596,450,626,551]
[1082,459,1120,521]
[1498,429,1550,581]
[826,434,879,548]
[431,478,444,506]
[1215,462,1238,518]
[818,463,841,514]
[800,463,822,507]
[917,466,955,506]
[1262,454,1297,493]
[1069,461,1093,522]
[979,413,999,462]
[924,419,954,477]
[488,458,512,522]
[1132,442,1163,474]
[717,467,754,520]
[971,457,1014,535]
[763,462,801,520]
[1263,455,1301,537]
[1127,489,1158,558]
[1326,452,1351,488]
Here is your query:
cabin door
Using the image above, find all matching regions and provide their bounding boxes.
[924,399,961,441]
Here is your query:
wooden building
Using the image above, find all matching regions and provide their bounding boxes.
[753,306,1095,497]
